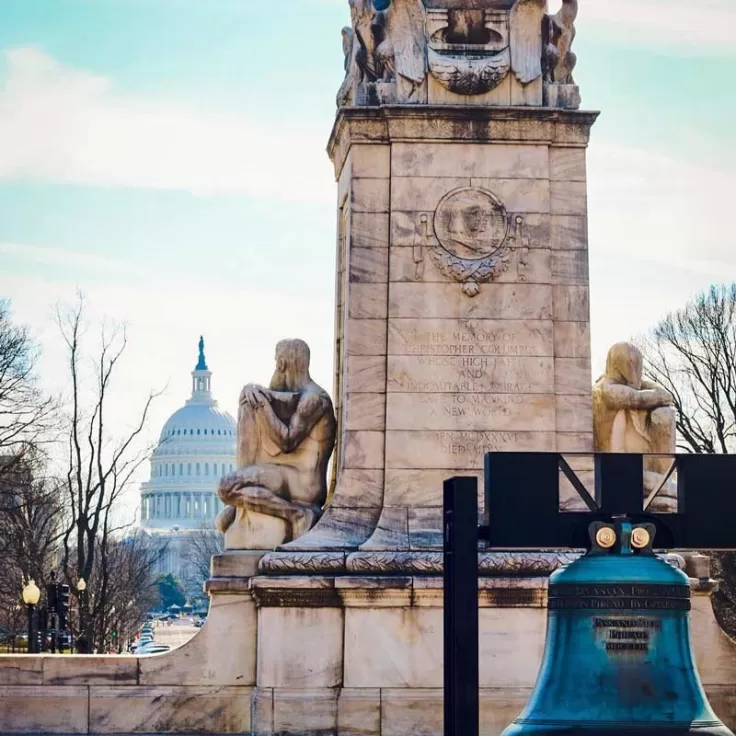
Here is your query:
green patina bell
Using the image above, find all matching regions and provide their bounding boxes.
[502,519,733,736]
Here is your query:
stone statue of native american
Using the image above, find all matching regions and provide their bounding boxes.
[216,339,336,548]
[593,342,678,511]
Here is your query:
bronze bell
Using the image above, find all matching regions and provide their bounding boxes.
[502,520,733,736]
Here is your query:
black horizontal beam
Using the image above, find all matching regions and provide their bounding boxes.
[484,452,736,550]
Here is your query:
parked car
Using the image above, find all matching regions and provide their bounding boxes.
[135,642,171,655]
[129,636,154,653]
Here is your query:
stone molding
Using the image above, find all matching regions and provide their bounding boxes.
[328,105,600,178]
[259,550,579,577]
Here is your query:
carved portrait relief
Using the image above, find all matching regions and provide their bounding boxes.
[414,186,532,297]
[434,187,509,259]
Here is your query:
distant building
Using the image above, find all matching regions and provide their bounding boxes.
[139,338,235,584]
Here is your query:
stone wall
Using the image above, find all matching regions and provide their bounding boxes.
[0,591,255,734]
[1,585,735,735]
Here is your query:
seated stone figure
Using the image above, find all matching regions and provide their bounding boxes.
[593,342,677,511]
[216,339,337,549]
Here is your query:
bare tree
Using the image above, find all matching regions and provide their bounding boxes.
[0,303,58,637]
[0,452,64,637]
[181,529,223,604]
[85,532,161,652]
[0,300,55,474]
[56,296,161,651]
[640,284,736,454]
[639,283,736,636]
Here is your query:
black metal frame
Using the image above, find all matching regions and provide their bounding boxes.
[442,452,736,736]
[484,452,736,550]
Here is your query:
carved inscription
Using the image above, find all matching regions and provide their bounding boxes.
[387,319,555,432]
[388,319,553,357]
[388,355,554,394]
[386,430,556,469]
[387,393,555,431]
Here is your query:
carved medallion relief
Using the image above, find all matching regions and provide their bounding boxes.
[414,186,531,297]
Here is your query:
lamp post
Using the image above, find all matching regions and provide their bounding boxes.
[22,580,41,654]
[76,578,89,654]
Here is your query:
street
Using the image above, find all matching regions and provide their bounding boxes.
[146,619,199,651]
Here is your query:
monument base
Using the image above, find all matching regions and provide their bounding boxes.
[239,564,736,736]
[1,554,736,734]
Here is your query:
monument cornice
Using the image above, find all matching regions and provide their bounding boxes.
[327,105,600,177]
[247,574,549,609]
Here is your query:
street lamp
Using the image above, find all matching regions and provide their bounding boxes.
[75,577,89,654]
[21,580,41,654]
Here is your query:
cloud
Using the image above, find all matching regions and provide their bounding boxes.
[556,0,736,52]
[0,241,148,276]
[0,48,335,201]
[588,142,736,268]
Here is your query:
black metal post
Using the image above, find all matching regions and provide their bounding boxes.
[26,604,37,654]
[443,477,479,736]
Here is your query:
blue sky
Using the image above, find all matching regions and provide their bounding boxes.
[0,0,735,514]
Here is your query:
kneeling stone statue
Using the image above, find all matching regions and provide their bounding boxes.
[216,339,337,550]
[593,342,677,511]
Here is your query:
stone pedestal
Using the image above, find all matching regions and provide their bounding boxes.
[249,575,548,736]
[224,511,288,551]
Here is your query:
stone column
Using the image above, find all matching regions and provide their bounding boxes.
[271,105,597,566]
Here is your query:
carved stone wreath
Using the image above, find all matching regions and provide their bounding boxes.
[428,186,513,297]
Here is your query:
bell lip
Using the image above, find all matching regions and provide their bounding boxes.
[502,721,734,736]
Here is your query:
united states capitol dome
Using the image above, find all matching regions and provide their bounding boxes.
[140,337,237,535]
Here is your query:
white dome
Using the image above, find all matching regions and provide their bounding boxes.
[140,338,237,533]
[159,403,236,444]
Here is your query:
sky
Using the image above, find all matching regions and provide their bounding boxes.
[0,0,735,516]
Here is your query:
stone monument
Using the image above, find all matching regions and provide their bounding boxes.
[214,1,598,733]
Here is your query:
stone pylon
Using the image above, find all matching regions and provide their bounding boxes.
[217,2,599,734]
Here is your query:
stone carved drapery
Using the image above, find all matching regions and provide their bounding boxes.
[510,0,546,84]
[338,0,427,105]
[381,0,428,102]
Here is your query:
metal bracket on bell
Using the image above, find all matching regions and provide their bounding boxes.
[588,520,656,556]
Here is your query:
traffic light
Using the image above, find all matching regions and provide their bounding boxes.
[45,583,57,612]
[57,584,70,629]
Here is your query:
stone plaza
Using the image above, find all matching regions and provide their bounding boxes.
[2,1,736,734]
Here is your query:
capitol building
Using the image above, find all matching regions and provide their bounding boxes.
[139,338,236,585]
